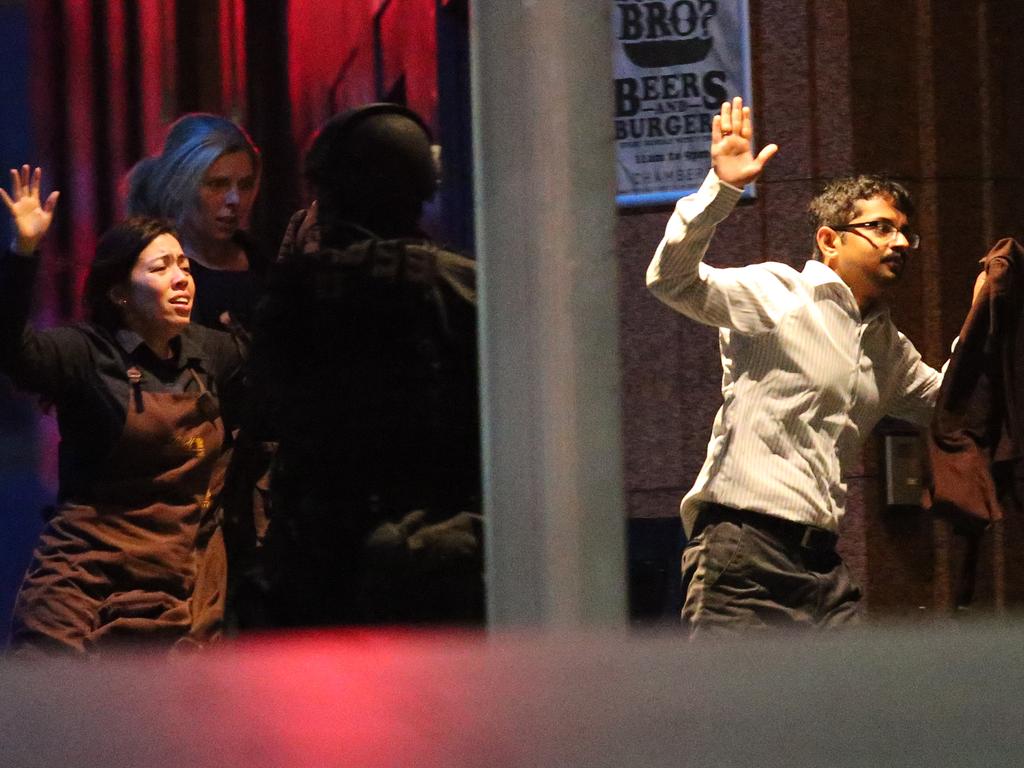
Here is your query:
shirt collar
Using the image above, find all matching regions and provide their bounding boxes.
[801,259,891,324]
[115,328,147,354]
[801,258,846,287]
[177,327,205,362]
[115,327,204,367]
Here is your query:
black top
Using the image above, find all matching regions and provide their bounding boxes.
[255,208,480,512]
[189,232,268,332]
[0,251,245,504]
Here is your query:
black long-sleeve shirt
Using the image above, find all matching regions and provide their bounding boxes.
[0,251,245,504]
[188,232,268,331]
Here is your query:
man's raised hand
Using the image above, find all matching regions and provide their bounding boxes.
[711,97,778,188]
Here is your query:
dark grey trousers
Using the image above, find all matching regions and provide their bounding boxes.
[680,519,862,637]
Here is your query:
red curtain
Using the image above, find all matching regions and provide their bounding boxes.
[28,0,252,323]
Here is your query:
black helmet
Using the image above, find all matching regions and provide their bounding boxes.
[305,103,438,206]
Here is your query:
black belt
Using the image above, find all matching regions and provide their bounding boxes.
[694,503,838,552]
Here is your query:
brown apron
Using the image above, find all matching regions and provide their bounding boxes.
[11,366,228,653]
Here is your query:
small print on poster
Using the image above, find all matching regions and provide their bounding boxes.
[614,0,752,207]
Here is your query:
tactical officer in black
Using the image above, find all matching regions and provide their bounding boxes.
[233,104,482,626]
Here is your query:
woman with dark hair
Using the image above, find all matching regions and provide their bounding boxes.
[1,166,244,653]
[126,113,264,331]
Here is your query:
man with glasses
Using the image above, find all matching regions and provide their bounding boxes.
[646,96,943,634]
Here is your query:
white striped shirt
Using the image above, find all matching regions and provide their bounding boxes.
[646,170,942,535]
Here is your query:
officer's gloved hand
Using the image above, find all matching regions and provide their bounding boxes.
[364,509,482,571]
[407,511,482,569]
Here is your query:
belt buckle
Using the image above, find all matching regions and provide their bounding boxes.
[799,526,817,549]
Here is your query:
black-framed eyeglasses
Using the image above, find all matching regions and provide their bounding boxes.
[832,220,920,250]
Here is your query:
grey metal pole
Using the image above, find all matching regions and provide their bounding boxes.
[471,3,627,627]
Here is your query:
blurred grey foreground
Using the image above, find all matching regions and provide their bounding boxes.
[2,624,1022,767]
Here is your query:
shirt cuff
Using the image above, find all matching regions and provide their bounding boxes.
[6,246,40,259]
[697,169,743,221]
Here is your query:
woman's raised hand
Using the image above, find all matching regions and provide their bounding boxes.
[0,165,59,256]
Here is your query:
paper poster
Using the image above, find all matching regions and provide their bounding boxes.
[614,0,752,206]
